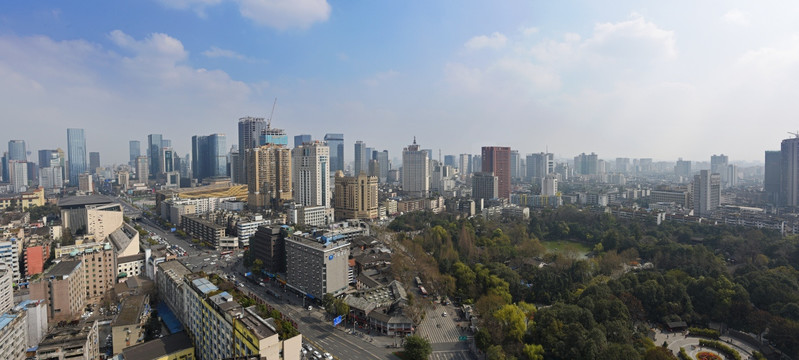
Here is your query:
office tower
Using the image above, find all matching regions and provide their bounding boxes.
[39,166,63,189]
[8,161,27,193]
[7,140,26,161]
[711,154,729,187]
[38,150,59,169]
[237,116,266,184]
[247,144,291,209]
[782,137,799,207]
[510,150,520,180]
[693,169,720,216]
[147,134,162,178]
[354,141,367,175]
[542,174,558,196]
[159,147,175,174]
[573,152,599,176]
[402,138,430,198]
[376,150,390,183]
[765,150,781,205]
[294,134,312,148]
[89,152,100,174]
[482,146,511,199]
[526,152,554,180]
[324,133,344,173]
[616,158,630,173]
[192,133,227,182]
[229,148,240,182]
[472,172,498,202]
[161,139,172,148]
[472,154,482,175]
[292,141,331,208]
[260,124,288,146]
[334,171,378,220]
[727,164,738,188]
[129,141,140,167]
[0,153,5,182]
[135,156,149,182]
[459,154,472,175]
[674,158,692,178]
[444,155,457,169]
[67,128,87,185]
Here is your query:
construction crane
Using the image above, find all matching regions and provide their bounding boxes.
[789,131,799,139]
[267,98,277,128]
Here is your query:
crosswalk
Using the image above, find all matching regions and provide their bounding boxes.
[416,305,464,344]
[429,350,474,360]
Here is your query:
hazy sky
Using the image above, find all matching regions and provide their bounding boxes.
[1,1,798,165]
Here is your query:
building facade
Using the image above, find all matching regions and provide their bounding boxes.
[401,138,429,198]
[323,133,344,173]
[482,146,511,199]
[292,141,331,208]
[247,144,292,209]
[285,235,350,299]
[334,172,378,221]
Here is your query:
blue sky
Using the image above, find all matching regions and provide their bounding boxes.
[2,0,799,165]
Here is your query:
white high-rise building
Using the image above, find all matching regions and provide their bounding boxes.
[782,137,799,207]
[0,264,12,314]
[8,161,27,193]
[0,240,20,284]
[292,141,331,208]
[542,174,558,196]
[693,170,720,217]
[402,137,429,198]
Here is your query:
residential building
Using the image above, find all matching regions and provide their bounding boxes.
[17,299,48,350]
[401,138,429,197]
[333,171,378,221]
[121,332,194,360]
[247,144,292,209]
[156,260,192,327]
[0,310,27,360]
[482,146,511,199]
[574,152,599,176]
[0,265,12,314]
[782,137,799,207]
[236,215,270,247]
[118,253,146,280]
[35,320,99,360]
[57,241,117,302]
[292,141,331,208]
[29,260,86,322]
[542,174,558,196]
[136,155,149,182]
[111,294,150,355]
[675,158,692,178]
[711,154,729,188]
[324,133,344,173]
[765,150,781,205]
[285,234,350,299]
[250,226,287,275]
[375,150,390,183]
[0,240,20,284]
[693,170,721,217]
[237,116,266,184]
[459,154,472,176]
[78,173,93,193]
[0,187,45,211]
[287,204,331,227]
[24,244,49,277]
[472,172,498,203]
[650,189,691,208]
[8,161,27,193]
[181,214,226,248]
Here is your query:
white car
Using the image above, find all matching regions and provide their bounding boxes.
[324,352,333,360]
[312,351,321,359]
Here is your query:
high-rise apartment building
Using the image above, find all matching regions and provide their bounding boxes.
[129,140,140,167]
[472,154,482,176]
[402,138,429,198]
[711,154,729,187]
[471,172,498,202]
[247,144,292,209]
[459,154,472,176]
[324,133,344,173]
[444,155,457,169]
[573,152,599,176]
[0,265,12,315]
[674,158,692,178]
[333,171,378,221]
[542,174,558,196]
[509,150,520,180]
[237,116,266,184]
[292,141,331,208]
[482,146,511,199]
[693,169,720,217]
[765,150,781,205]
[67,128,87,185]
[376,150,390,183]
[89,152,100,174]
[526,152,554,180]
[8,161,27,193]
[147,134,162,179]
[192,133,227,182]
[615,158,630,173]
[354,141,367,176]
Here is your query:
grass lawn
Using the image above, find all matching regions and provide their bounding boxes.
[542,240,591,258]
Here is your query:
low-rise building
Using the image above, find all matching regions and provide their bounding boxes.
[118,253,146,281]
[120,331,195,360]
[181,214,226,249]
[36,320,99,360]
[111,294,151,355]
[285,234,350,299]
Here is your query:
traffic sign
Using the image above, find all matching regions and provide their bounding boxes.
[333,315,343,326]
[458,336,468,341]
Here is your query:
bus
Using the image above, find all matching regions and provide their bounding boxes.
[220,250,233,256]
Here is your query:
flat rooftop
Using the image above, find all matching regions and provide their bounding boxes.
[114,295,147,327]
[121,331,193,360]
[57,195,114,208]
[46,260,81,278]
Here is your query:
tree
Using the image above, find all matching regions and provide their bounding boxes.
[523,344,544,360]
[403,335,432,360]
[251,259,263,273]
[493,304,527,342]
[486,345,507,360]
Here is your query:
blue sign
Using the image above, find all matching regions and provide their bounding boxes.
[170,228,176,232]
[328,254,334,260]
[333,315,343,326]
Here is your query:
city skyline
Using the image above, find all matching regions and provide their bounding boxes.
[2,2,798,163]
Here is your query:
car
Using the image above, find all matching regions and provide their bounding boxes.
[259,282,265,287]
[308,306,313,311]
[442,312,448,317]
[303,344,313,352]
[301,348,308,355]
[324,353,333,359]
[312,351,321,359]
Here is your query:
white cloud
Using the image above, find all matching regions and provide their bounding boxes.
[584,13,677,60]
[363,70,399,87]
[723,9,750,26]
[520,26,539,36]
[202,46,264,63]
[464,32,508,51]
[157,0,331,29]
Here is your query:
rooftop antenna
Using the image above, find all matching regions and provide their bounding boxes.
[790,131,799,139]
[267,98,277,129]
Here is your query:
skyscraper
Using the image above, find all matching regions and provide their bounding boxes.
[294,134,312,148]
[192,133,227,182]
[509,150,520,180]
[67,128,87,185]
[615,158,630,174]
[292,141,330,208]
[247,144,292,209]
[482,146,511,199]
[444,155,457,169]
[89,152,100,174]
[542,174,558,196]
[711,154,729,188]
[237,116,266,185]
[147,134,162,178]
[334,171,378,220]
[574,152,599,176]
[38,150,59,169]
[324,133,344,173]
[135,156,149,182]
[675,158,692,178]
[376,150,390,183]
[765,150,781,205]
[526,152,554,180]
[402,138,430,198]
[129,141,140,167]
[693,169,720,216]
[459,154,472,176]
[7,140,26,161]
[472,172,498,202]
[354,141,367,175]
[8,160,28,193]
[781,137,799,207]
